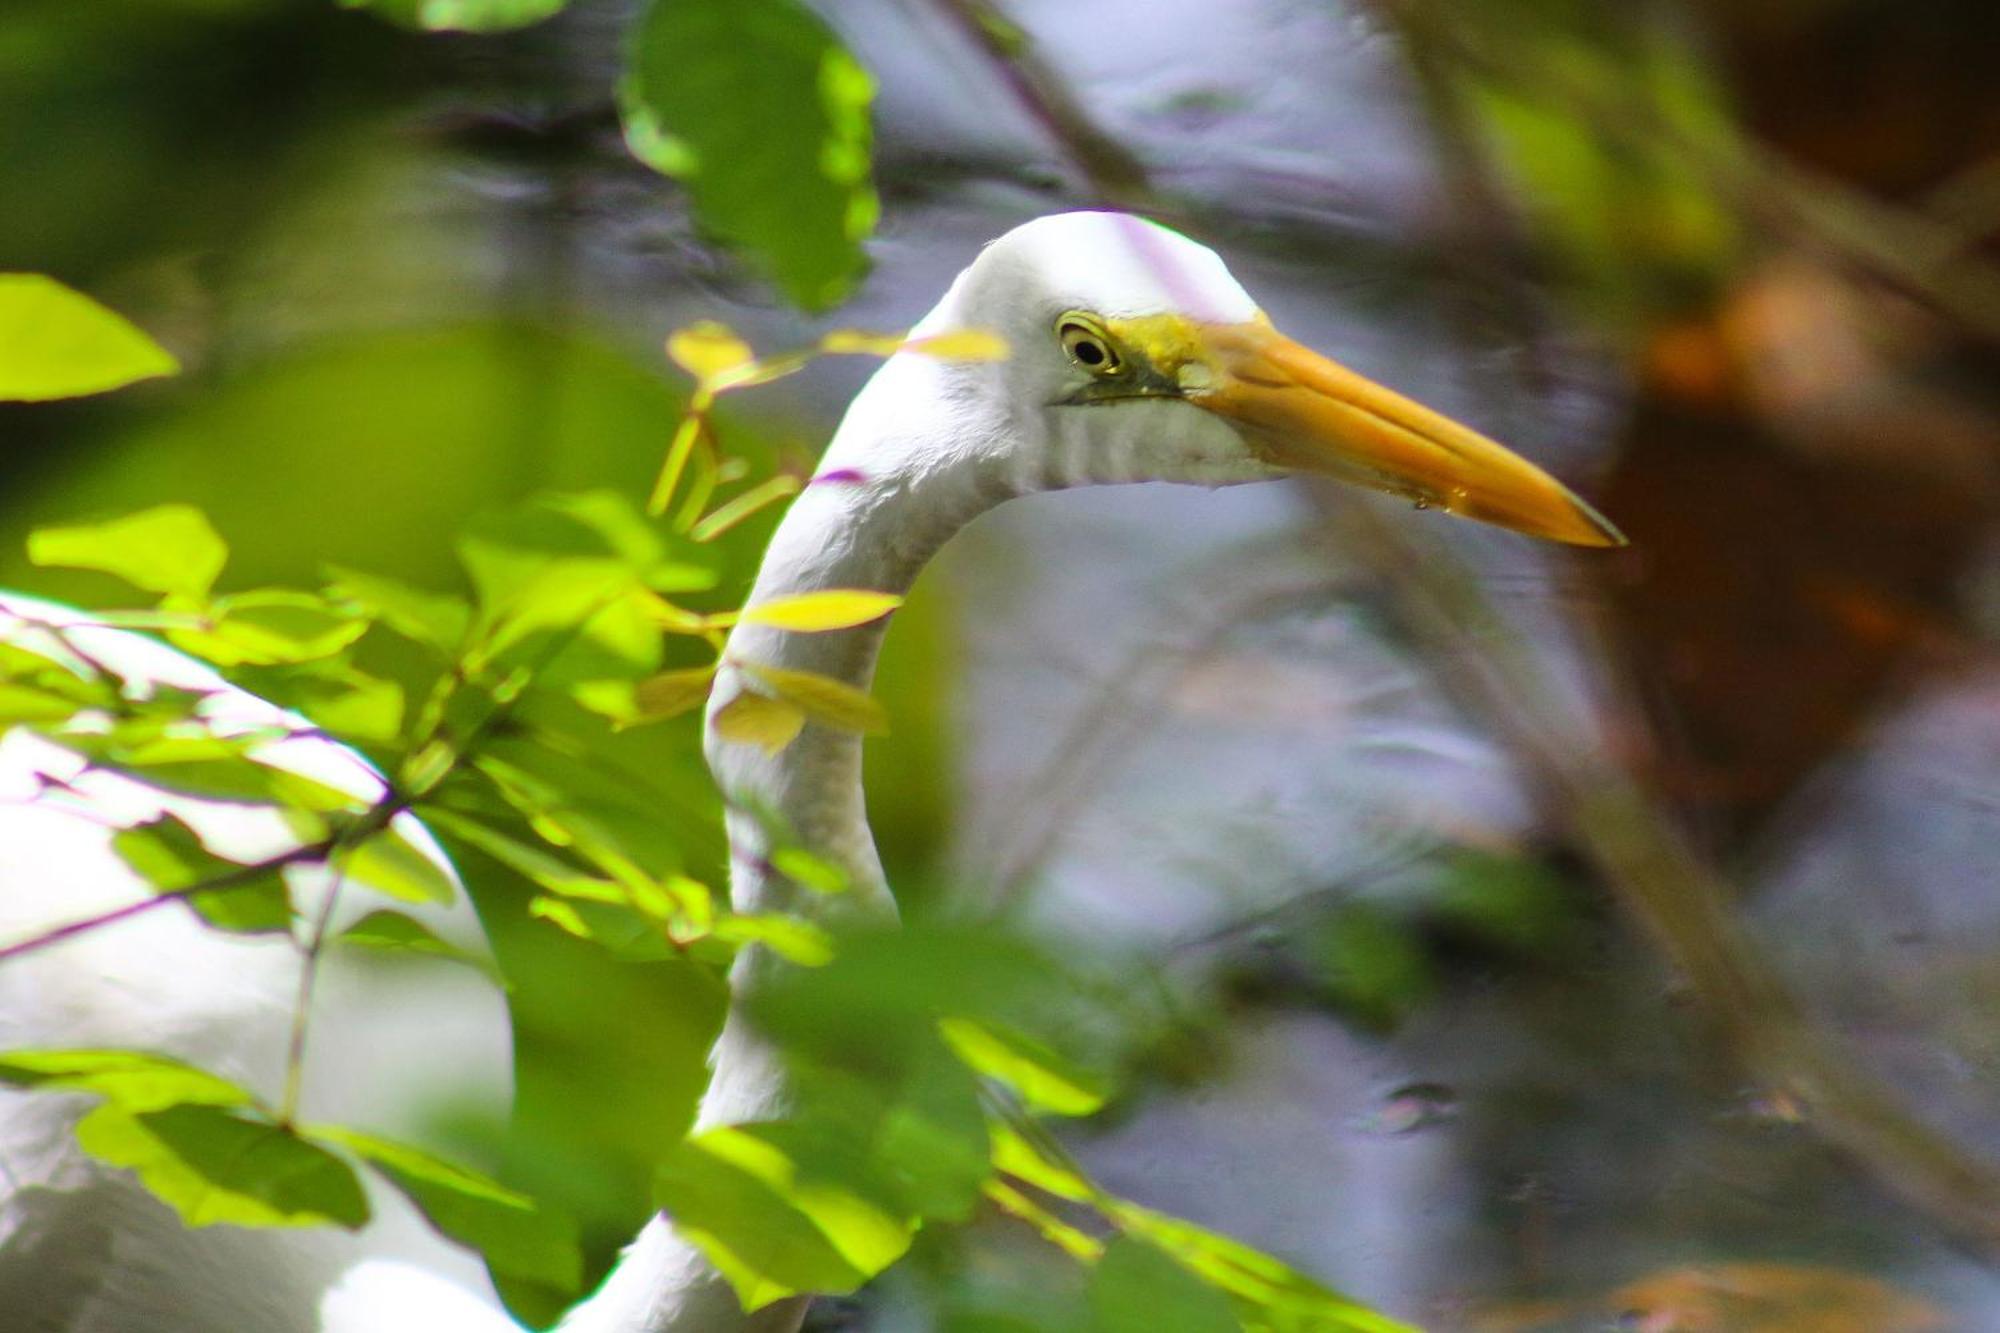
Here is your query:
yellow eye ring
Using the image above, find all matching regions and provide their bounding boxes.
[1057,314,1121,376]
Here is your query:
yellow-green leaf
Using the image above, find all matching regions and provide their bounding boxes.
[0,1049,253,1113]
[634,664,720,721]
[76,1103,370,1231]
[712,690,806,753]
[29,505,226,599]
[738,590,902,633]
[342,828,457,905]
[712,913,835,966]
[817,329,907,358]
[739,662,887,736]
[905,328,1010,361]
[939,1017,1108,1117]
[0,274,179,401]
[667,321,756,382]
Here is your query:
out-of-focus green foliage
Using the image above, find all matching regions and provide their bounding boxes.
[342,0,568,34]
[619,0,879,311]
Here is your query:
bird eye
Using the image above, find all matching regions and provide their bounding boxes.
[1057,316,1121,375]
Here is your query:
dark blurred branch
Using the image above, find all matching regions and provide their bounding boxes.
[1318,492,2000,1257]
[928,0,1155,209]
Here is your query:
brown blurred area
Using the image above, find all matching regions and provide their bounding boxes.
[1602,0,2000,836]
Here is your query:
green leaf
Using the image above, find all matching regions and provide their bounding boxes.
[168,590,368,667]
[342,828,458,905]
[325,564,471,655]
[768,846,848,895]
[0,274,178,401]
[456,492,703,679]
[0,1049,252,1113]
[110,814,239,891]
[284,668,406,744]
[528,895,671,963]
[112,814,293,934]
[423,808,597,893]
[77,1103,370,1230]
[312,1126,581,1290]
[1110,1205,1414,1333]
[738,662,887,736]
[620,0,878,311]
[340,0,568,34]
[939,1018,1108,1118]
[1091,1238,1241,1333]
[79,732,363,813]
[28,505,226,599]
[711,913,834,967]
[652,1124,913,1310]
[331,909,500,982]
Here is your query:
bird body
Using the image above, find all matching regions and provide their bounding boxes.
[0,213,1617,1332]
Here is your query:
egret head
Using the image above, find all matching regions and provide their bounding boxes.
[918,211,1623,547]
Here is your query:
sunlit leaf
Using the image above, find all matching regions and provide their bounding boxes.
[1091,1237,1239,1333]
[667,321,756,382]
[331,910,500,982]
[325,564,472,654]
[983,1178,1104,1263]
[423,809,597,892]
[939,1018,1108,1117]
[623,663,719,724]
[340,0,569,34]
[712,689,807,753]
[712,913,835,967]
[112,812,237,888]
[0,681,86,725]
[738,662,887,736]
[77,1104,370,1230]
[652,1124,913,1310]
[816,329,907,358]
[28,505,226,599]
[88,739,362,813]
[1112,1204,1413,1333]
[168,590,368,667]
[342,827,457,905]
[619,0,878,311]
[112,813,293,934]
[313,1125,581,1290]
[0,274,178,401]
[905,329,1010,361]
[737,590,902,633]
[768,846,847,895]
[637,664,721,717]
[0,1049,252,1113]
[283,668,405,744]
[991,1126,1095,1207]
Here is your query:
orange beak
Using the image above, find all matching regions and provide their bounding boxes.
[1191,321,1625,547]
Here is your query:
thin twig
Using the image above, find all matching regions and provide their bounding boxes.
[0,841,339,966]
[1321,491,2000,1255]
[928,0,1154,208]
[280,859,350,1127]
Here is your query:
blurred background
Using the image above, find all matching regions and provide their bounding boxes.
[6,0,2000,1327]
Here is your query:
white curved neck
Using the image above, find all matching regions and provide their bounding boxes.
[558,353,1022,1333]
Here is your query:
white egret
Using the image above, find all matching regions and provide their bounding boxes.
[2,211,1619,1333]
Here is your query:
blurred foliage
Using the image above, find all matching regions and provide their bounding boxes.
[5,0,2000,1326]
